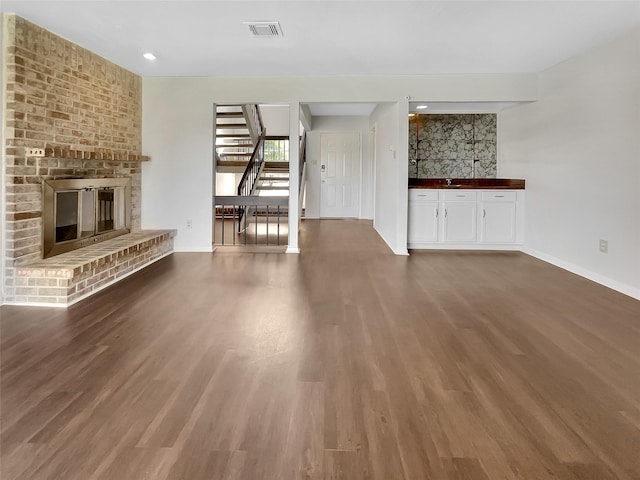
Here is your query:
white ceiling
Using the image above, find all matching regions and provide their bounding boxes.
[1,1,639,77]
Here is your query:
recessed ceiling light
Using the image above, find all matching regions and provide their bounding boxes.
[416,105,428,110]
[143,52,157,61]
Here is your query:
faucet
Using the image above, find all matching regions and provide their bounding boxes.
[446,178,452,186]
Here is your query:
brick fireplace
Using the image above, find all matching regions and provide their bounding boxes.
[2,15,175,306]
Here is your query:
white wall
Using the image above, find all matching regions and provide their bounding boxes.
[370,102,409,255]
[215,172,242,196]
[141,74,535,254]
[260,105,289,136]
[499,27,640,299]
[141,81,214,252]
[305,116,373,219]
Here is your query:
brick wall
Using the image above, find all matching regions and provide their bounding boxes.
[2,15,145,302]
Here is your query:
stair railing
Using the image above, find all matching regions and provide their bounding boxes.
[298,132,306,189]
[237,133,266,196]
[242,104,264,144]
[214,195,288,246]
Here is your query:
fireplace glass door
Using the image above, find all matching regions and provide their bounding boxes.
[80,189,95,238]
[43,178,131,258]
[54,187,124,242]
[97,188,115,234]
[115,187,126,230]
[55,191,79,242]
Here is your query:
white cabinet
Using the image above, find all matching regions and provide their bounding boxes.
[443,191,477,243]
[444,203,477,242]
[408,190,439,243]
[480,191,517,243]
[408,188,523,250]
[408,202,439,243]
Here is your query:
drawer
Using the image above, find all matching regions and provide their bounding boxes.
[443,190,477,202]
[409,189,439,202]
[481,191,517,202]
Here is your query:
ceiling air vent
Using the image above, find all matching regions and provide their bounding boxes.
[244,22,283,38]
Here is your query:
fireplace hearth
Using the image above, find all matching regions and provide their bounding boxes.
[43,178,131,258]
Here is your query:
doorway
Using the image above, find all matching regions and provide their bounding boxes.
[319,132,361,218]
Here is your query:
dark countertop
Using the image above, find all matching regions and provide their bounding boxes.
[409,178,525,190]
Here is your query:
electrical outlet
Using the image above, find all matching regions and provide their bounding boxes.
[599,239,608,253]
[24,147,45,157]
[186,220,192,229]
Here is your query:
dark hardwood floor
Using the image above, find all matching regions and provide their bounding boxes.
[1,219,639,480]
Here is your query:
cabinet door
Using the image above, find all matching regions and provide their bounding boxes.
[444,202,477,243]
[408,202,439,243]
[481,203,516,243]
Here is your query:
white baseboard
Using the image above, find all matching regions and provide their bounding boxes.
[522,247,640,301]
[408,243,521,251]
[2,301,67,308]
[286,247,300,254]
[372,225,409,255]
[373,225,394,253]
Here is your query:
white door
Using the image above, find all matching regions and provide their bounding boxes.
[320,133,361,218]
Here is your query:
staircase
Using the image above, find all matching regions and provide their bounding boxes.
[255,162,290,196]
[215,104,290,197]
[216,105,256,172]
[214,104,292,246]
[213,130,307,246]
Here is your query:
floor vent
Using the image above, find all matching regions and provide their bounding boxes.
[244,22,283,38]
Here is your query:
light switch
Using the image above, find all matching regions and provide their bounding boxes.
[599,239,608,253]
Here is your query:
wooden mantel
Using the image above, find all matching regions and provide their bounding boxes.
[37,147,150,162]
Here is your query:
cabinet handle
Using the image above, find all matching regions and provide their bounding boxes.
[483,209,486,218]
[435,208,439,218]
[445,209,447,218]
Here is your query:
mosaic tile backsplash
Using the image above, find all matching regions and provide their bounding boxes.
[408,114,497,179]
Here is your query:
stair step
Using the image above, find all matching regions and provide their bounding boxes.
[256,185,289,190]
[216,134,251,138]
[220,152,253,157]
[264,163,289,170]
[216,160,250,168]
[259,176,289,181]
[216,123,249,129]
[216,112,244,118]
[217,142,254,147]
